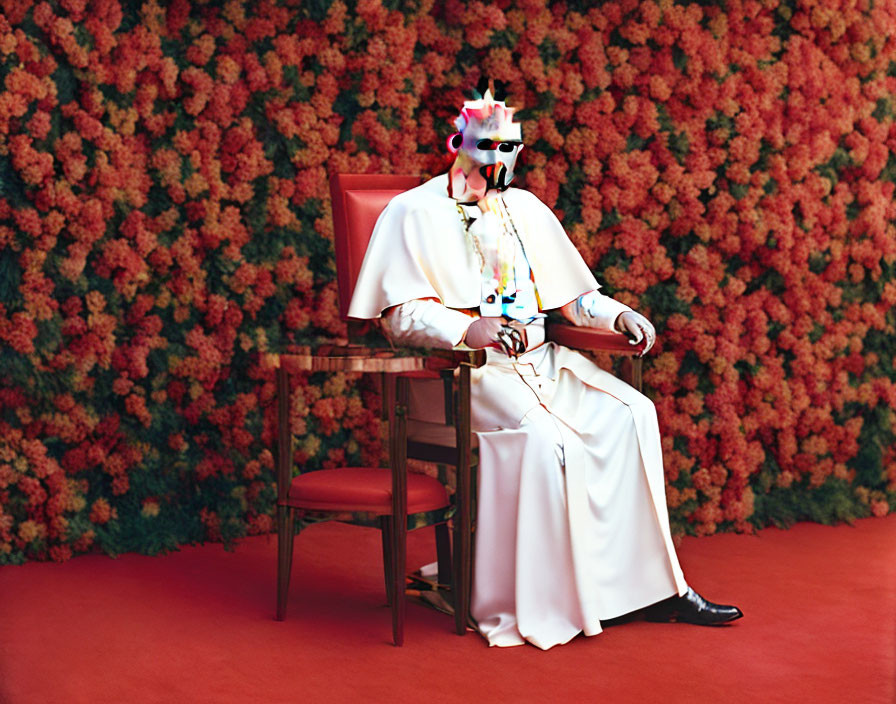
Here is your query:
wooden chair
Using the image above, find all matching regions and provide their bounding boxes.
[275,173,647,646]
[272,174,482,646]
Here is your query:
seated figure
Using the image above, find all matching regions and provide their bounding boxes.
[348,90,742,649]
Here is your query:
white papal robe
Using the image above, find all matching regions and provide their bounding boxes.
[348,174,688,649]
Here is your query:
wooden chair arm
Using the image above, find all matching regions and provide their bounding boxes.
[545,322,647,355]
[263,344,486,375]
[426,347,487,371]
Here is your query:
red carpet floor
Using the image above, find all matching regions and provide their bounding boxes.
[1,515,894,704]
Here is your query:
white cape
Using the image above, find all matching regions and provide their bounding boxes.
[348,174,598,318]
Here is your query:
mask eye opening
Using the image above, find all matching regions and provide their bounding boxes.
[476,139,496,150]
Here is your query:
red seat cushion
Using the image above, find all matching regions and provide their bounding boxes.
[287,468,449,514]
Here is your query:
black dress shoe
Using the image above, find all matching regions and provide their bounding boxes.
[644,587,743,626]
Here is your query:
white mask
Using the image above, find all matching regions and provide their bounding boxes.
[447,90,524,197]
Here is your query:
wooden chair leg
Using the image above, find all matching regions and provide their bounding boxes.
[452,513,471,634]
[390,515,406,647]
[380,502,406,647]
[453,363,473,635]
[276,505,295,621]
[381,516,394,607]
[435,522,452,587]
[388,375,409,647]
[631,356,643,393]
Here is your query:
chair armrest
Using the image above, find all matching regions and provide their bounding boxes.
[426,347,487,370]
[264,346,432,374]
[545,322,647,355]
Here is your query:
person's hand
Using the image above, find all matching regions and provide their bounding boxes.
[615,311,656,355]
[463,317,506,349]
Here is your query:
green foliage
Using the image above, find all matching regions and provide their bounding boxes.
[751,478,870,530]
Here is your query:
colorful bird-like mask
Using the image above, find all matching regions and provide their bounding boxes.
[447,90,523,202]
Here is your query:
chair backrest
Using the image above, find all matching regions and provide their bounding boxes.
[329,173,423,320]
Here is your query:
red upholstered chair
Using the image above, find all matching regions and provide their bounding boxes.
[274,174,476,646]
[327,174,484,639]
[274,352,452,647]
[276,173,647,646]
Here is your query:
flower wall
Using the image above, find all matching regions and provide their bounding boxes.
[2,0,895,563]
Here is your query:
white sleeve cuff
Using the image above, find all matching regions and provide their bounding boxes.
[382,299,473,349]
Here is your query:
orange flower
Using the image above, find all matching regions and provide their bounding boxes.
[89,498,115,525]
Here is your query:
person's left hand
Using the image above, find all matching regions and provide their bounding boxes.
[615,311,656,355]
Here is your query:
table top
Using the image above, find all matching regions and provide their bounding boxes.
[262,343,487,374]
[264,345,430,374]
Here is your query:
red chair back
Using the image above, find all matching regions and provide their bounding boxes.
[329,173,423,320]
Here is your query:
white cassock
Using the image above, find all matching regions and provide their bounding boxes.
[349,174,688,649]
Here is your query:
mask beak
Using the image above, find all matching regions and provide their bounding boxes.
[480,162,513,191]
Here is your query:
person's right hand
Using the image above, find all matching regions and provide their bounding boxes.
[463,317,505,349]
